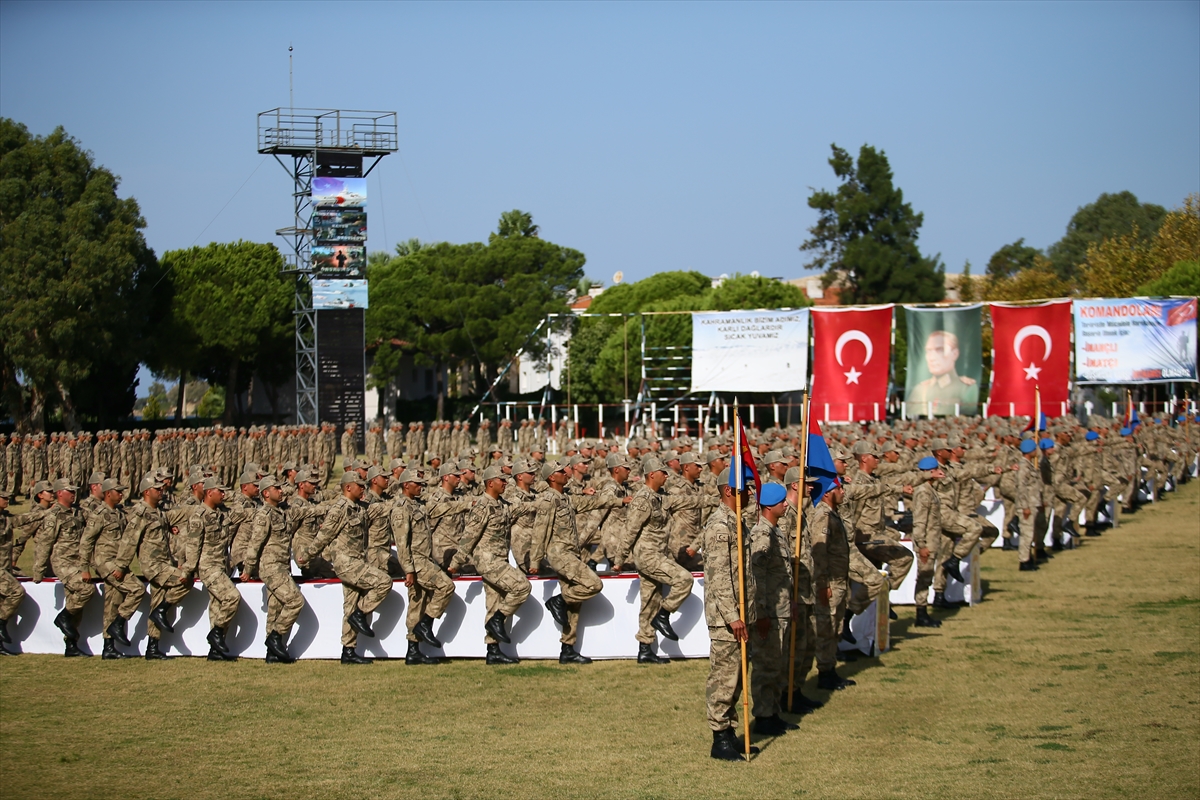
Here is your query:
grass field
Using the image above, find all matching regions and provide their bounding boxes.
[3,481,1198,800]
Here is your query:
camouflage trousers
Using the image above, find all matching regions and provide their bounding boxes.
[98,564,144,637]
[847,547,884,616]
[633,550,694,645]
[751,617,789,719]
[707,633,745,732]
[547,543,602,646]
[477,551,531,645]
[53,562,96,615]
[1018,508,1045,563]
[331,554,391,647]
[0,569,25,621]
[200,569,241,631]
[792,603,817,692]
[406,555,453,643]
[813,579,848,673]
[914,546,939,607]
[861,538,914,591]
[260,564,305,638]
[144,567,191,639]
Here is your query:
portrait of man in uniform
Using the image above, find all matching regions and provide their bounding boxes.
[908,329,978,414]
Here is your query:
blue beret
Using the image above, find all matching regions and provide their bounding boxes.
[1119,427,1132,436]
[1039,439,1054,450]
[759,482,787,507]
[918,456,938,470]
[1020,439,1037,454]
[1085,431,1099,441]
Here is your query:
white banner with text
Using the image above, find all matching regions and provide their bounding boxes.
[690,309,810,393]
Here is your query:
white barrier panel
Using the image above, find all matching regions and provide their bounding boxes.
[887,540,982,607]
[10,574,715,660]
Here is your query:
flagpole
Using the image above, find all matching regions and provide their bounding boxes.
[786,388,810,710]
[733,403,752,761]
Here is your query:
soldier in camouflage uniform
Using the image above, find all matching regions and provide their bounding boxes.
[391,469,453,665]
[302,472,391,665]
[182,477,241,662]
[0,490,24,654]
[749,482,800,736]
[243,476,305,663]
[702,471,758,761]
[80,478,144,658]
[32,479,96,656]
[450,465,531,664]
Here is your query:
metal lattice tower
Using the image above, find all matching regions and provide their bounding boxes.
[257,109,397,424]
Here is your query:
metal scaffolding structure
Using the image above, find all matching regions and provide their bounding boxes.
[257,108,397,424]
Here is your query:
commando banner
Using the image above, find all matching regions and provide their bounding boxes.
[1074,298,1198,384]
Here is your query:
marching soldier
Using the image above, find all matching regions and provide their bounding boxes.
[243,476,305,663]
[449,465,531,664]
[391,469,454,665]
[80,478,143,658]
[0,490,24,654]
[183,477,241,662]
[32,479,97,656]
[126,475,190,659]
[910,457,948,627]
[532,459,602,664]
[301,472,391,665]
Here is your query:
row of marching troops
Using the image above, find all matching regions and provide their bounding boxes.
[0,411,1194,760]
[0,418,578,505]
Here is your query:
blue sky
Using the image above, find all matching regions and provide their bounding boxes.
[2,1,1197,285]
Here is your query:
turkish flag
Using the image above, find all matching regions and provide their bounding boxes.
[811,306,892,421]
[988,300,1071,418]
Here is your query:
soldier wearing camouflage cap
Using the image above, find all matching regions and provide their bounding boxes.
[243,476,305,663]
[0,488,24,654]
[390,468,453,665]
[426,463,474,571]
[80,478,144,659]
[31,479,96,656]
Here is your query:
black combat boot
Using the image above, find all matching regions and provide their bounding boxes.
[637,642,670,664]
[64,638,91,658]
[265,632,295,664]
[559,643,592,664]
[932,591,955,610]
[888,607,899,620]
[485,643,519,665]
[544,594,568,627]
[1018,559,1038,571]
[144,637,173,660]
[787,692,824,714]
[705,729,744,762]
[651,609,679,641]
[817,670,854,690]
[753,714,798,735]
[54,609,79,641]
[149,602,175,634]
[915,607,941,628]
[0,617,12,644]
[1085,524,1102,537]
[341,645,372,665]
[207,626,230,654]
[106,618,131,647]
[348,609,376,639]
[943,555,964,583]
[484,611,511,644]
[413,615,441,648]
[841,615,857,644]
[404,641,438,665]
[207,646,237,662]
[102,638,132,660]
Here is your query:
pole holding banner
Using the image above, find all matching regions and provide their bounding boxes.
[786,388,810,710]
[732,403,753,761]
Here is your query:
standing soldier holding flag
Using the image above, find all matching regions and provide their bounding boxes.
[703,407,759,762]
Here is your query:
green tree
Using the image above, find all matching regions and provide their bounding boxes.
[368,213,583,417]
[158,241,292,424]
[958,261,978,302]
[195,384,226,419]
[0,119,162,430]
[800,144,945,305]
[1047,191,1167,280]
[141,380,169,420]
[985,238,1041,281]
[1140,261,1200,296]
[565,272,811,403]
[489,210,539,242]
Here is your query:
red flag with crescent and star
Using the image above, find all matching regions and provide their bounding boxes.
[811,306,893,421]
[988,300,1071,418]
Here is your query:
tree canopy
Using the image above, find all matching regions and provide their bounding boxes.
[0,118,162,430]
[157,241,292,422]
[367,212,584,415]
[800,143,945,305]
[565,272,811,403]
[985,238,1041,281]
[1047,191,1167,280]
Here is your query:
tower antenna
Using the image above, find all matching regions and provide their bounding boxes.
[288,44,294,112]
